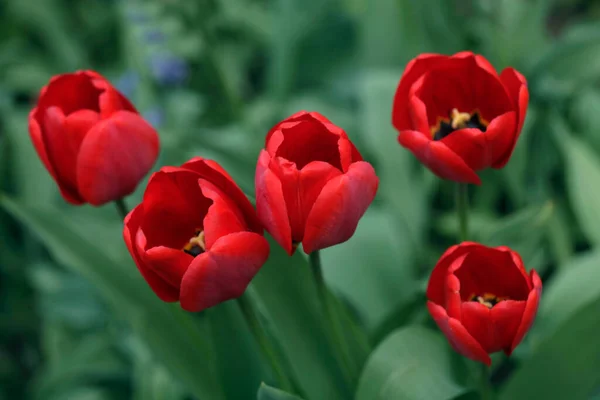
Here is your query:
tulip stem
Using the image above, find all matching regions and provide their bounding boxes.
[455,183,469,241]
[479,364,494,400]
[309,251,355,391]
[237,293,295,393]
[115,198,129,220]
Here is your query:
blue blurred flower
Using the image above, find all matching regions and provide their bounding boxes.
[143,106,165,128]
[149,54,189,86]
[126,10,149,24]
[115,71,140,99]
[143,29,166,43]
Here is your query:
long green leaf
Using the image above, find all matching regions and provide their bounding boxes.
[0,197,224,400]
[562,134,600,247]
[356,326,468,400]
[257,383,303,400]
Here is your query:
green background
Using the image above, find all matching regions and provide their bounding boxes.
[1,0,600,399]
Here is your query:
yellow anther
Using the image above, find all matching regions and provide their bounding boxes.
[450,108,472,129]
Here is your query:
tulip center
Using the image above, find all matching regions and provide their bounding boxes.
[469,293,507,309]
[432,108,489,140]
[183,230,206,257]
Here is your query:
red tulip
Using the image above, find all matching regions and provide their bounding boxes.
[392,52,528,185]
[255,111,378,255]
[123,157,269,312]
[29,70,159,205]
[427,242,542,365]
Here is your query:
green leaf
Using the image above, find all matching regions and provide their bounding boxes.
[257,383,303,400]
[250,239,352,399]
[356,326,468,400]
[208,301,269,400]
[562,134,600,247]
[500,301,600,400]
[530,251,600,341]
[0,197,224,400]
[321,208,418,333]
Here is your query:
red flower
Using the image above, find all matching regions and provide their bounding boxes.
[392,52,528,185]
[255,111,378,255]
[123,157,269,312]
[29,70,159,205]
[426,243,542,365]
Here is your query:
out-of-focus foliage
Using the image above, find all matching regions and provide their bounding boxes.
[2,0,600,399]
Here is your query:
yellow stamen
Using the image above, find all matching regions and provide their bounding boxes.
[450,108,472,129]
[183,230,205,253]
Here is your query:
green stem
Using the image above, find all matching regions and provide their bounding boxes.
[455,183,469,242]
[309,251,355,388]
[479,364,494,400]
[115,198,128,220]
[237,293,294,393]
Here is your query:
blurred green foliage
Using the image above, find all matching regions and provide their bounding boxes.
[2,0,600,399]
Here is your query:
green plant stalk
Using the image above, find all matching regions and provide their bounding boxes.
[480,363,493,400]
[115,198,129,220]
[455,183,469,242]
[237,293,294,393]
[309,251,356,390]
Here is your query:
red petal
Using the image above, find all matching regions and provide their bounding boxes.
[398,130,481,184]
[408,90,431,136]
[461,302,495,352]
[143,246,192,288]
[180,157,263,233]
[64,109,100,154]
[508,269,542,355]
[37,72,101,116]
[446,259,466,319]
[427,242,478,304]
[440,112,516,171]
[199,178,247,250]
[274,118,342,170]
[495,68,529,168]
[92,77,138,117]
[255,150,292,254]
[427,301,491,366]
[140,170,210,250]
[338,134,363,172]
[76,111,159,205]
[302,161,378,253]
[454,246,531,301]
[42,106,84,203]
[123,206,179,302]
[392,53,448,131]
[413,55,512,125]
[179,232,269,312]
[491,300,526,353]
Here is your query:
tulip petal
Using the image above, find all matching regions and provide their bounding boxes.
[427,301,491,366]
[64,109,100,154]
[143,246,192,288]
[392,53,448,131]
[140,170,211,250]
[29,110,53,176]
[491,300,526,353]
[255,150,292,254]
[440,128,489,171]
[199,178,247,250]
[43,106,84,203]
[398,130,481,184]
[427,242,478,304]
[302,161,378,253]
[508,269,542,355]
[180,232,269,312]
[123,206,179,302]
[455,246,531,301]
[181,157,263,233]
[36,72,101,115]
[495,68,529,168]
[461,301,496,353]
[76,111,159,205]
